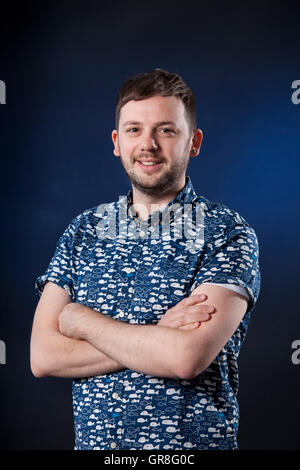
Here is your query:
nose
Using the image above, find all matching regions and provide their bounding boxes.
[138,131,159,152]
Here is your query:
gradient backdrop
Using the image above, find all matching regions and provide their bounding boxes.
[1,0,300,450]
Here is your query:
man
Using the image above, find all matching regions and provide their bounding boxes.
[31,69,261,450]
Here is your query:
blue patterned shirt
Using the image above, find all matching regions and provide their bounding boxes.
[35,176,261,450]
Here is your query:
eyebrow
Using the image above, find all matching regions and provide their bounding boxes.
[122,120,177,128]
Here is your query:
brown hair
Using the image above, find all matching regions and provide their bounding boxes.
[115,68,196,133]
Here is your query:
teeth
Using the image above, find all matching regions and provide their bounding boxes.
[140,161,159,166]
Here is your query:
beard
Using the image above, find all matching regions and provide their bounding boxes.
[119,150,190,196]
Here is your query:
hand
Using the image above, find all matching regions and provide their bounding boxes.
[158,294,215,331]
[58,302,97,340]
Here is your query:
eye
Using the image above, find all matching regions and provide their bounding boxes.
[159,128,175,134]
[126,127,138,133]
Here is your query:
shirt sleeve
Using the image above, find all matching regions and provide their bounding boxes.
[203,283,249,301]
[34,216,79,302]
[190,218,261,313]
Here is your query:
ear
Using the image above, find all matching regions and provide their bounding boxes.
[112,130,120,157]
[190,129,203,157]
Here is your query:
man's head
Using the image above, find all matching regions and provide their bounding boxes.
[115,68,196,134]
[112,69,202,195]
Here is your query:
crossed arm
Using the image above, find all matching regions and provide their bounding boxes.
[30,281,248,380]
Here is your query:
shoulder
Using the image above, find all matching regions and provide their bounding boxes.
[192,196,260,261]
[195,195,258,240]
[195,195,247,227]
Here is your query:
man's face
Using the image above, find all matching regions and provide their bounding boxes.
[112,95,196,195]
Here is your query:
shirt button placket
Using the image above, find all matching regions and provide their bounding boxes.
[111,381,125,449]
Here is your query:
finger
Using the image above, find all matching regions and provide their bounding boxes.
[188,304,215,314]
[178,322,201,331]
[180,312,211,325]
[178,305,216,325]
[180,294,207,307]
[162,304,214,328]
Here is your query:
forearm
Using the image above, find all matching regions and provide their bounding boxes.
[31,330,125,379]
[78,310,188,379]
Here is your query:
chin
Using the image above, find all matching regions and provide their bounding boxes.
[134,175,175,193]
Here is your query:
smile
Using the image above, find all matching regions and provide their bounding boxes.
[136,161,163,171]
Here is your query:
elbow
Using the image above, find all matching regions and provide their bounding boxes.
[31,363,46,378]
[173,340,207,380]
[175,363,204,380]
[30,346,51,378]
[30,355,49,378]
[175,355,213,380]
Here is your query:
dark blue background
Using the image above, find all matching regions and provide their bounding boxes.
[1,0,300,449]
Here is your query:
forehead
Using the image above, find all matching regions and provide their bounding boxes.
[119,95,187,126]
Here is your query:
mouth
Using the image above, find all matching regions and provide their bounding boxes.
[136,160,163,172]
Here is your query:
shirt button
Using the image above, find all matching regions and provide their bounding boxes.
[110,442,117,449]
[139,230,145,237]
[112,392,119,399]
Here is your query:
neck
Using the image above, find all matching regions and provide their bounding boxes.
[131,176,187,221]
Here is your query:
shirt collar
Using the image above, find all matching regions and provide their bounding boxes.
[126,175,198,225]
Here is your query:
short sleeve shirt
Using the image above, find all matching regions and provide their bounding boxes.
[35,176,261,450]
